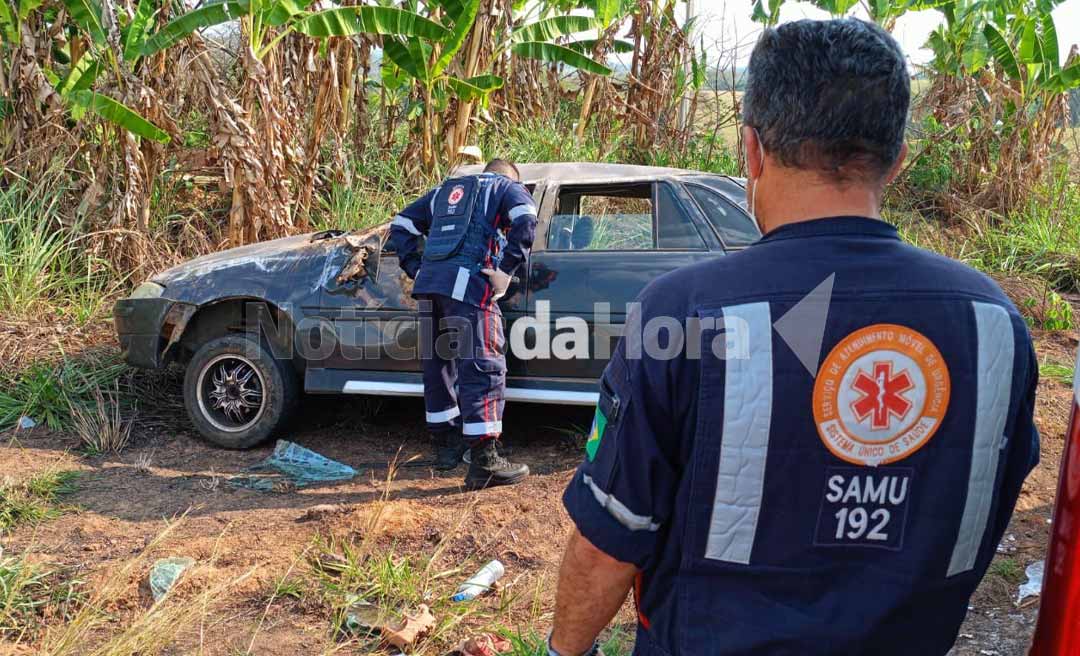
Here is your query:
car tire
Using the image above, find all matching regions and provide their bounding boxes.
[183,334,299,449]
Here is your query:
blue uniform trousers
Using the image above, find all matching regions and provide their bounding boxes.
[417,294,505,444]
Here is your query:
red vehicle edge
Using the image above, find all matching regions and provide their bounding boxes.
[1031,345,1080,654]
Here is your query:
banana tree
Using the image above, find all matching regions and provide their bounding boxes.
[378,0,613,172]
[0,0,174,145]
[572,0,633,142]
[920,0,1080,209]
[133,0,447,240]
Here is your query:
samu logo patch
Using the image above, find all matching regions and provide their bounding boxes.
[447,185,466,206]
[813,324,951,466]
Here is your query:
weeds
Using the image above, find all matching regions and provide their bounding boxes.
[0,353,126,431]
[70,383,134,454]
[0,469,79,532]
[1040,360,1076,386]
[0,180,120,322]
[989,557,1024,583]
[0,551,83,641]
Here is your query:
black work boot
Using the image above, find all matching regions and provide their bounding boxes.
[464,440,529,490]
[433,430,467,471]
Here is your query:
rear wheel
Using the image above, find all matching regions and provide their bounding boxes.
[183,334,298,449]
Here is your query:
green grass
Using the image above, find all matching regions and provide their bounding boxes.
[0,353,127,431]
[890,166,1080,303]
[988,557,1024,583]
[0,469,79,532]
[0,179,120,323]
[0,550,82,641]
[1041,359,1076,386]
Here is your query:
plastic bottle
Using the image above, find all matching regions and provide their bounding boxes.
[451,560,505,602]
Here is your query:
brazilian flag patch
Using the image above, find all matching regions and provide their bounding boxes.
[586,407,607,462]
[586,381,620,462]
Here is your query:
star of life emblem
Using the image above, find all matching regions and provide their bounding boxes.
[448,185,465,206]
[813,324,951,466]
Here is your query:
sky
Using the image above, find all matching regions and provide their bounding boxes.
[691,0,1080,67]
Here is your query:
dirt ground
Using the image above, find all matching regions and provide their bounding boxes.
[0,328,1076,655]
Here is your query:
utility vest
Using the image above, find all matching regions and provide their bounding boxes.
[422,175,506,272]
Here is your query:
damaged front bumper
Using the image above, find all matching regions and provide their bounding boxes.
[113,297,196,369]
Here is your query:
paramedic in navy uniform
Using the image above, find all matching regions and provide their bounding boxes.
[389,159,535,489]
[549,19,1039,656]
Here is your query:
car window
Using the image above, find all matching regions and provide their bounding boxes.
[549,185,653,251]
[686,184,759,247]
[656,183,706,249]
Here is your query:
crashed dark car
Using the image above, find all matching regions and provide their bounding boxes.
[113,163,756,448]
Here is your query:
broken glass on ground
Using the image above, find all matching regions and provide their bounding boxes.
[227,440,357,491]
[149,556,195,602]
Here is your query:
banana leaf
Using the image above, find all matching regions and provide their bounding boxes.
[62,0,106,46]
[56,55,99,95]
[984,24,1021,81]
[447,74,503,101]
[0,0,18,45]
[17,0,40,20]
[593,0,624,27]
[511,41,611,76]
[69,90,170,143]
[565,38,633,55]
[382,38,424,80]
[511,15,599,43]
[123,0,155,61]
[432,0,480,78]
[141,0,249,57]
[294,6,450,40]
[265,0,313,26]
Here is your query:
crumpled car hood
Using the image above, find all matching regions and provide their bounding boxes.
[150,233,330,286]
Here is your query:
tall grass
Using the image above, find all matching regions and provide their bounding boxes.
[891,166,1080,305]
[0,353,127,430]
[0,179,120,322]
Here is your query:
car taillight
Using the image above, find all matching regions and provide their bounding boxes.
[1031,348,1080,655]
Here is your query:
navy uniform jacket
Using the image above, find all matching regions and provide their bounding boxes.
[564,217,1039,655]
[388,173,537,309]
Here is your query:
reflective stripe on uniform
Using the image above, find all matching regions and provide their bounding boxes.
[948,301,1015,576]
[583,474,661,532]
[426,407,460,423]
[705,302,774,564]
[451,266,469,301]
[463,421,501,436]
[509,204,537,221]
[429,185,441,216]
[391,215,421,236]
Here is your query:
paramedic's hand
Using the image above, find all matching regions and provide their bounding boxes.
[481,268,511,300]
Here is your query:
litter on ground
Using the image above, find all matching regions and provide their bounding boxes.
[16,416,36,430]
[149,556,195,602]
[380,604,436,650]
[452,634,512,656]
[228,440,357,491]
[1017,560,1045,605]
[452,560,505,602]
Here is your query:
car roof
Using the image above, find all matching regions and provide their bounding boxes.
[453,162,736,185]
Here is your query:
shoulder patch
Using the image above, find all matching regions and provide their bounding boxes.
[813,324,951,466]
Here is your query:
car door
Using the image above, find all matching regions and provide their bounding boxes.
[523,177,720,380]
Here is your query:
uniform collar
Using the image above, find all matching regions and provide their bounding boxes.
[757,216,898,243]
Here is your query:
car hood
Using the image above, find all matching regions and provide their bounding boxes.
[150,233,336,287]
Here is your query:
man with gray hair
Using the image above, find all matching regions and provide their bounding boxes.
[547,19,1038,655]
